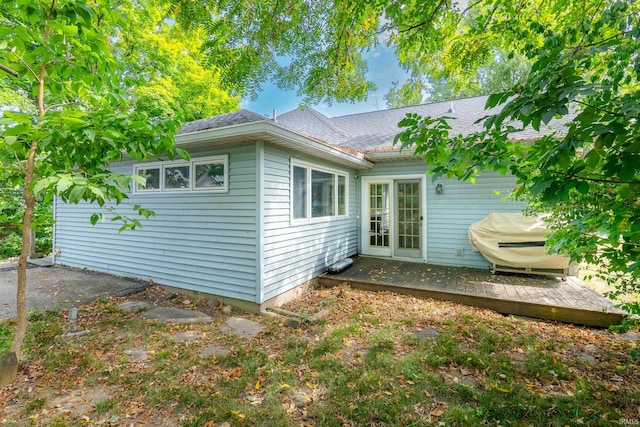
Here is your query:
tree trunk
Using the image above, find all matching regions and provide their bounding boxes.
[11,140,38,362]
[8,0,52,370]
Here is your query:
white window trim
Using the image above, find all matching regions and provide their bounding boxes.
[290,159,349,224]
[133,155,229,194]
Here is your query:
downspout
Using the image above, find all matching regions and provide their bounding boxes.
[355,174,361,255]
[255,141,265,305]
[52,195,57,264]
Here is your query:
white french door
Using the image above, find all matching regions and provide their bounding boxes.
[361,177,425,260]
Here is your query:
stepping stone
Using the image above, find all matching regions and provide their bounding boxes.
[172,330,203,343]
[124,347,150,362]
[222,316,265,338]
[578,353,597,364]
[200,345,231,357]
[411,327,440,339]
[620,331,639,342]
[118,301,153,312]
[140,307,212,324]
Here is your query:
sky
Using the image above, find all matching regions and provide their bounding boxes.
[241,45,409,119]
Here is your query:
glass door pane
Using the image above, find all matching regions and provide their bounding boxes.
[369,183,390,248]
[395,180,422,258]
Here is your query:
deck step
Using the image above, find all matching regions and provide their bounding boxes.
[318,274,625,328]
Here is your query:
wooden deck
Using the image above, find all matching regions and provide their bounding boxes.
[318,257,625,328]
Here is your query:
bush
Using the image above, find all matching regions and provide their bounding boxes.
[0,232,22,258]
[0,187,53,259]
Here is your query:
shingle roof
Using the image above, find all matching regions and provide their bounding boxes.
[331,96,494,148]
[277,107,349,144]
[279,95,575,149]
[177,109,267,135]
[177,95,575,151]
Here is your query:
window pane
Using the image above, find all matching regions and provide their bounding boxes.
[338,175,346,216]
[311,169,334,218]
[195,162,225,189]
[137,167,160,190]
[293,166,307,219]
[164,165,190,189]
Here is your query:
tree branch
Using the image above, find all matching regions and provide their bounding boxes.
[575,175,640,185]
[43,102,76,113]
[398,0,449,35]
[8,50,39,81]
[575,99,639,121]
[0,63,19,77]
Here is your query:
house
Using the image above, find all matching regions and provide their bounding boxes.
[52,95,566,312]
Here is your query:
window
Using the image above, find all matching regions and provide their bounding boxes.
[134,155,228,193]
[292,161,347,221]
[194,159,226,190]
[293,166,307,219]
[312,169,335,218]
[136,167,160,191]
[338,175,346,216]
[164,164,190,190]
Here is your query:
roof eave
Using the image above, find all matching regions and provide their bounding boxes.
[175,121,374,170]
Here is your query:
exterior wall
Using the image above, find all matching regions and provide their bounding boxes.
[360,160,525,268]
[53,144,259,302]
[260,144,358,302]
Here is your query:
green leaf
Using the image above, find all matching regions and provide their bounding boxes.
[3,136,17,145]
[90,213,100,225]
[68,185,86,203]
[62,25,78,36]
[32,176,57,194]
[88,185,105,201]
[4,111,33,124]
[56,177,73,193]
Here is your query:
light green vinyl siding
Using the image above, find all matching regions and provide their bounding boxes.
[261,145,358,301]
[54,144,259,301]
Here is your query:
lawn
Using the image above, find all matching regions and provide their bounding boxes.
[1,284,638,426]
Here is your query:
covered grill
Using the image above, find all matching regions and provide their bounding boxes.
[468,213,571,278]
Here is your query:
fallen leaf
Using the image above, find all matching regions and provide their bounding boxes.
[228,368,242,378]
[430,409,444,417]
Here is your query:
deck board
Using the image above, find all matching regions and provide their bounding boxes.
[319,257,625,328]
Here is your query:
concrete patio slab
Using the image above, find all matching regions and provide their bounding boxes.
[0,266,149,320]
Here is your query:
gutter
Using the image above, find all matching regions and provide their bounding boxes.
[364,149,422,162]
[175,120,374,170]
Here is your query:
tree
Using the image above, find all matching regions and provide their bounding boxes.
[0,0,188,362]
[394,2,639,318]
[384,51,531,108]
[110,0,239,122]
[384,79,425,109]
[0,0,239,263]
[165,0,587,105]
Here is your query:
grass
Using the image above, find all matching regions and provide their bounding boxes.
[1,285,638,426]
[0,319,13,353]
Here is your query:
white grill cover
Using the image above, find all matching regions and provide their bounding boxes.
[468,213,569,269]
